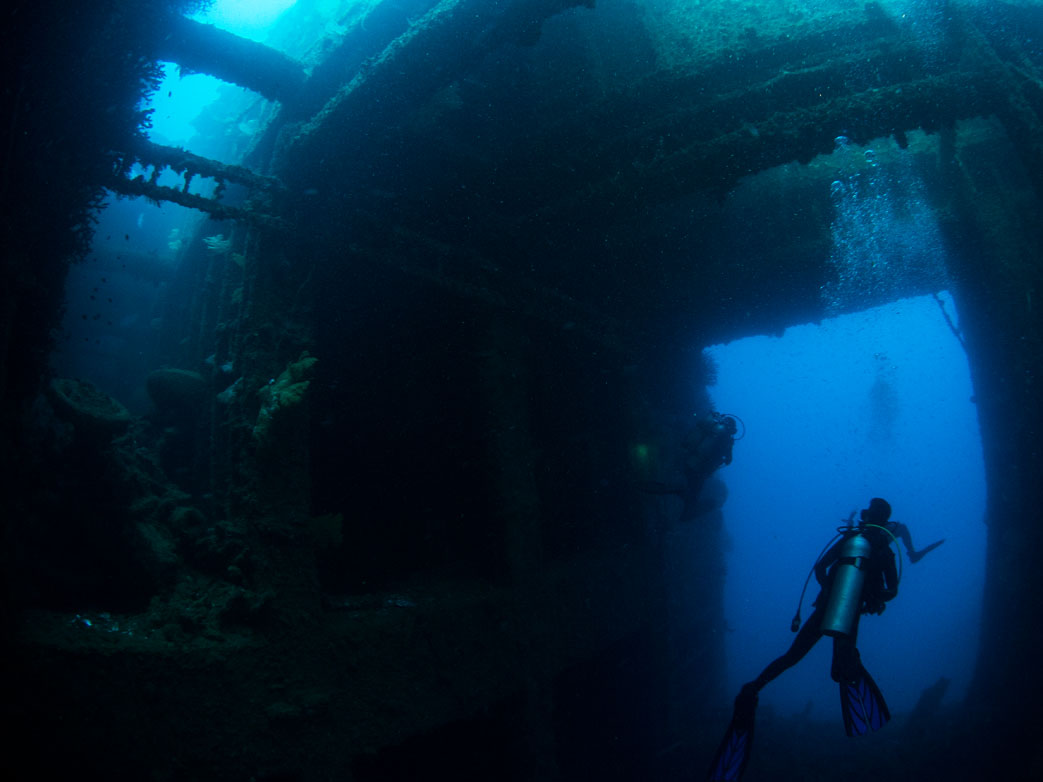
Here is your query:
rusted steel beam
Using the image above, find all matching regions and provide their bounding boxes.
[275,0,596,176]
[106,139,285,226]
[152,14,306,103]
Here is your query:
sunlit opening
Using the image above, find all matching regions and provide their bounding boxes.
[708,292,985,718]
[192,0,300,40]
[143,0,305,154]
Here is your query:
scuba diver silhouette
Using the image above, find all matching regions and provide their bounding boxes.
[709,498,937,780]
[640,412,740,522]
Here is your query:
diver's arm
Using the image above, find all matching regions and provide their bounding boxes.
[893,522,915,554]
[815,541,842,586]
[894,520,946,563]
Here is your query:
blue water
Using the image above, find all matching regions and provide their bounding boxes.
[191,0,299,38]
[708,292,986,719]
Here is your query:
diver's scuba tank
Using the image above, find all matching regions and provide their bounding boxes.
[820,533,873,638]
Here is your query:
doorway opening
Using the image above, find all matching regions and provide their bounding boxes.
[707,292,985,718]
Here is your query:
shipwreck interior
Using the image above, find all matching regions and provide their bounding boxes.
[3,0,1042,779]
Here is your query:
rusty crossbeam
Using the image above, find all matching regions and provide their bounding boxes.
[106,139,285,227]
[152,14,307,104]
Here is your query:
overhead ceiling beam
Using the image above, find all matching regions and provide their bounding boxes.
[151,14,307,103]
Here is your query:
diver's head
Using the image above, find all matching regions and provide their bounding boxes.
[860,497,892,526]
[722,416,738,436]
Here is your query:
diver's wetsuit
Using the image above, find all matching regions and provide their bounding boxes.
[746,526,898,691]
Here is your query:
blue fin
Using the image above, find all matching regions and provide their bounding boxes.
[709,688,757,781]
[840,667,891,736]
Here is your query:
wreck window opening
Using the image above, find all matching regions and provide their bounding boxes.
[126,161,223,200]
[143,62,273,164]
[707,293,986,720]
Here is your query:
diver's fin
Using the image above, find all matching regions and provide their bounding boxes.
[839,667,891,736]
[709,686,758,781]
[908,538,945,564]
